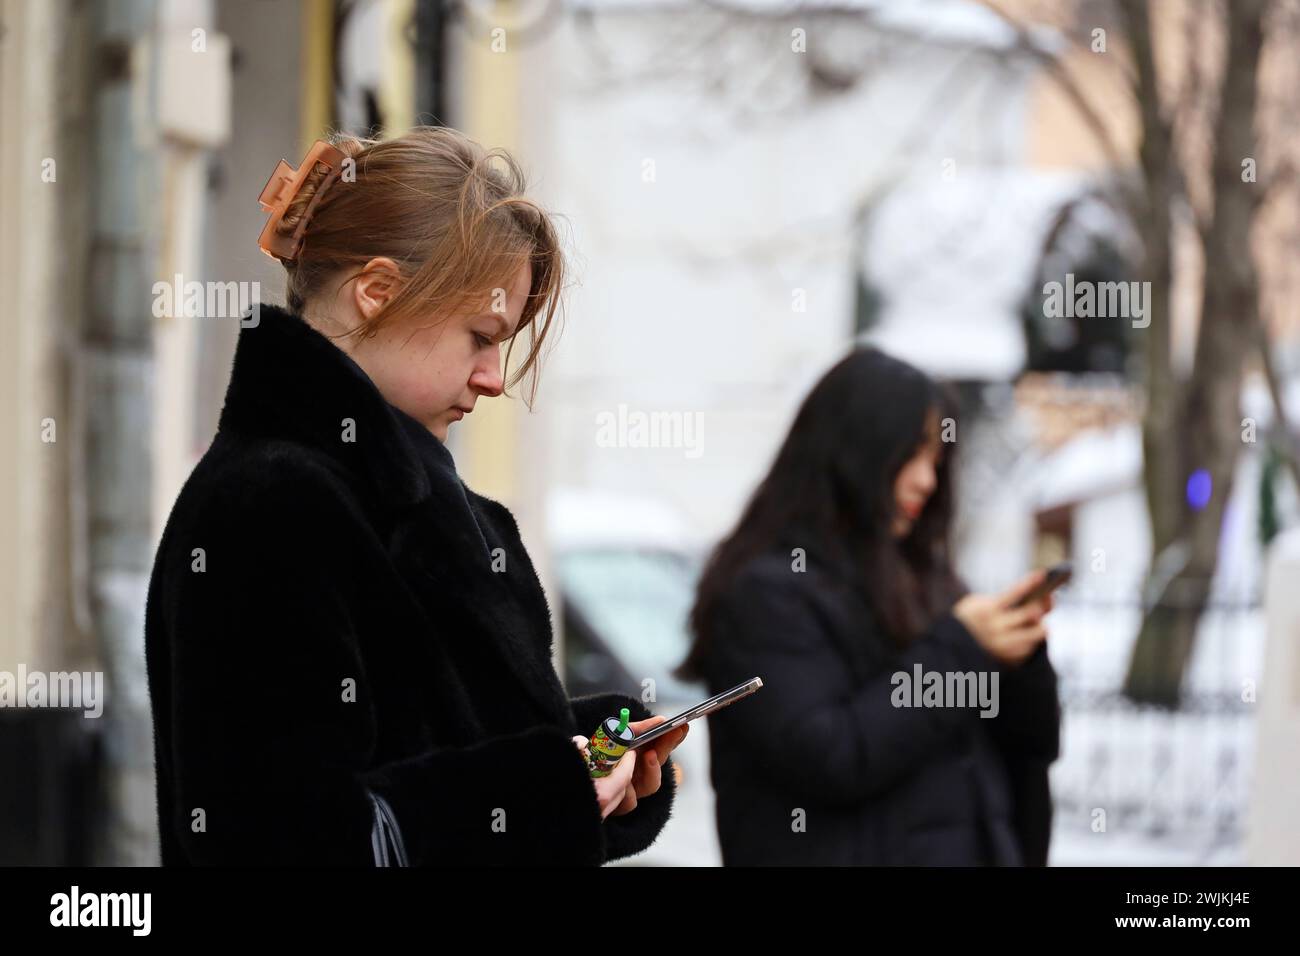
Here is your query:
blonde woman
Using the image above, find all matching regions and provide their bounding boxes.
[144,128,686,866]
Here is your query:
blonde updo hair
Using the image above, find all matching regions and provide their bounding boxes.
[275,126,567,406]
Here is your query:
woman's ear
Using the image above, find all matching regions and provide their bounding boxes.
[352,257,404,320]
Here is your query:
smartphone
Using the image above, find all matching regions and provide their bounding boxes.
[624,677,764,751]
[1011,561,1073,607]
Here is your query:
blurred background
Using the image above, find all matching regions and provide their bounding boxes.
[2,0,1299,866]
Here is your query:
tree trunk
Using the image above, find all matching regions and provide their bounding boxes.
[1124,0,1268,707]
[1121,0,1182,558]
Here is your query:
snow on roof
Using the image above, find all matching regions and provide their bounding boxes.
[861,167,1103,380]
[861,309,1026,381]
[1021,422,1143,511]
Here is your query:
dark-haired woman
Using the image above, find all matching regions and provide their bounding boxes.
[678,347,1060,866]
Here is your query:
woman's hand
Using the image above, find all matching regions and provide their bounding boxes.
[619,716,688,814]
[571,715,689,820]
[953,570,1054,667]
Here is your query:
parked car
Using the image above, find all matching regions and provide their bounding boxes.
[547,488,721,865]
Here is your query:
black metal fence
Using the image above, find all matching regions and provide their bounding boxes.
[1045,594,1262,863]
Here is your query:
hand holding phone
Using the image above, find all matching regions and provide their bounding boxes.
[955,567,1067,666]
[583,678,764,778]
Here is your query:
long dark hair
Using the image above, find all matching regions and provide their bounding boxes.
[677,347,965,681]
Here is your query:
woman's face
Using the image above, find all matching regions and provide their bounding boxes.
[327,260,531,442]
[890,409,942,539]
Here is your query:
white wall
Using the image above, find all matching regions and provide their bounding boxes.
[0,0,82,671]
[532,6,1037,545]
[1247,526,1300,864]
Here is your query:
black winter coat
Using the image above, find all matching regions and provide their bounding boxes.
[144,304,676,866]
[696,553,1060,866]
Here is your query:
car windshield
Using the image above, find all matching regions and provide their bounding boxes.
[557,549,702,700]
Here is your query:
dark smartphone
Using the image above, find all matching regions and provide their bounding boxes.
[1011,562,1073,607]
[624,678,764,750]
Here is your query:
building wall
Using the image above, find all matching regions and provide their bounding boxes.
[531,8,1038,545]
[0,0,89,673]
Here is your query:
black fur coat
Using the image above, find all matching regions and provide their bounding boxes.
[144,304,675,866]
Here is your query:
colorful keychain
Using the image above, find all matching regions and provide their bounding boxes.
[586,707,634,778]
